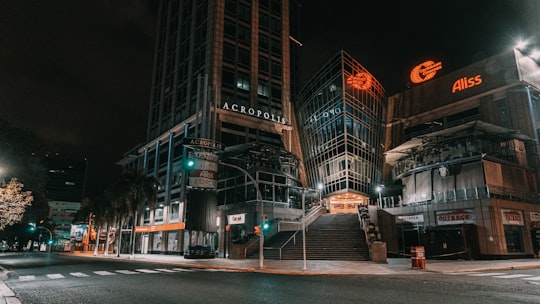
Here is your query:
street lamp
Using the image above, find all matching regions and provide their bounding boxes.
[301,188,307,271]
[376,185,383,209]
[317,182,323,204]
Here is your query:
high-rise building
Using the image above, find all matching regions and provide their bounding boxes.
[119,0,305,257]
[297,51,386,213]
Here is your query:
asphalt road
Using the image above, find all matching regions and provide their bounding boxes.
[1,253,540,304]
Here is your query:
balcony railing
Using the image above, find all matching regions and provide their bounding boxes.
[376,185,539,209]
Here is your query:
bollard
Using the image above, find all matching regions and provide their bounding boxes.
[411,246,426,269]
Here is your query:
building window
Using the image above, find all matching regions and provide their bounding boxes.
[170,202,180,222]
[237,73,250,91]
[258,81,269,97]
[155,207,164,223]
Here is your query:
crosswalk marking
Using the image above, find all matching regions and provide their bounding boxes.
[47,274,65,279]
[493,274,535,279]
[522,276,540,281]
[12,266,232,282]
[467,272,507,276]
[155,268,177,272]
[94,271,116,276]
[19,275,35,281]
[172,268,195,272]
[116,270,140,274]
[135,269,160,273]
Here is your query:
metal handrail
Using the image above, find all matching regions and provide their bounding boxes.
[243,236,260,258]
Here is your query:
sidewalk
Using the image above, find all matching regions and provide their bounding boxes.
[70,252,540,276]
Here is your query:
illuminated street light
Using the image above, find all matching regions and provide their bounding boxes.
[376,185,384,209]
[317,182,323,203]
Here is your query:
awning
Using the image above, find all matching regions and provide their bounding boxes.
[384,120,533,165]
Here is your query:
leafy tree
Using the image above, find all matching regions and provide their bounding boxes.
[0,120,48,222]
[109,170,159,257]
[0,178,33,231]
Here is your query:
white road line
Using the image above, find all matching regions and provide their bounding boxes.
[94,271,116,276]
[70,272,89,277]
[18,275,35,281]
[172,268,195,272]
[116,270,140,274]
[46,274,65,279]
[467,272,507,276]
[447,272,481,275]
[522,276,540,281]
[135,269,161,273]
[155,269,176,272]
[493,274,535,279]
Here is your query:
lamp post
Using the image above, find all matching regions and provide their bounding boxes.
[301,188,307,271]
[317,182,323,205]
[219,160,264,269]
[38,226,53,253]
[376,185,383,209]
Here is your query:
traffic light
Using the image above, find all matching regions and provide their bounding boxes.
[28,223,36,232]
[262,215,270,231]
[184,158,195,169]
[254,225,261,236]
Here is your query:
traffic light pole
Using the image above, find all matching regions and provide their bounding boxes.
[218,160,264,269]
[38,226,53,253]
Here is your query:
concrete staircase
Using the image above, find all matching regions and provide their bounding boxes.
[252,213,370,261]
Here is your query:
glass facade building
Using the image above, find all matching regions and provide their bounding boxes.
[118,0,305,256]
[296,51,386,213]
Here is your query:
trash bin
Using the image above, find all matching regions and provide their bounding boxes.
[411,246,425,269]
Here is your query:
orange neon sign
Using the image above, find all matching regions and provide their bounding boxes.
[346,72,372,90]
[451,75,482,93]
[135,222,185,233]
[410,60,442,83]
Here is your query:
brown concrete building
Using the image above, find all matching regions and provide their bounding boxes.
[379,49,540,259]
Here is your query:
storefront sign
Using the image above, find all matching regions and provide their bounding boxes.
[436,209,475,225]
[397,214,424,223]
[187,151,218,189]
[530,212,540,222]
[451,75,482,93]
[346,72,372,90]
[410,60,442,84]
[182,137,224,151]
[135,222,185,233]
[222,102,286,124]
[308,107,342,124]
[228,213,246,225]
[501,209,524,226]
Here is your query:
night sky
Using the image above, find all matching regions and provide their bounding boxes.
[0,0,538,197]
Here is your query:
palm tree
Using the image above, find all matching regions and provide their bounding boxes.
[109,170,159,258]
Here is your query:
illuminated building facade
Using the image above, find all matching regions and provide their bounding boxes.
[118,0,304,256]
[297,51,386,213]
[380,49,540,259]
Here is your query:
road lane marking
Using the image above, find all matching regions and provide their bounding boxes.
[522,276,540,281]
[172,268,195,272]
[47,274,65,279]
[135,269,160,273]
[493,274,535,279]
[155,269,176,272]
[467,272,507,276]
[94,271,116,276]
[18,275,35,281]
[70,272,89,277]
[116,270,140,274]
